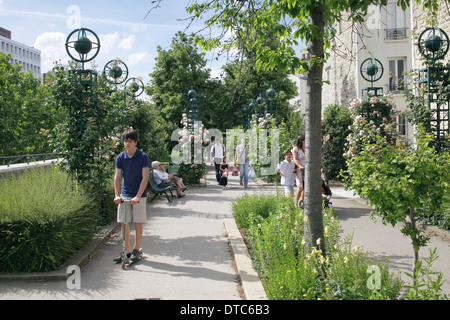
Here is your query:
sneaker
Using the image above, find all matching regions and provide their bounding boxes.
[130,249,141,262]
[113,252,130,263]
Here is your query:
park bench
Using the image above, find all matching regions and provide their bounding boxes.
[148,169,176,203]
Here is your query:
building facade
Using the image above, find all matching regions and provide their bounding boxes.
[0,27,41,78]
[321,1,450,140]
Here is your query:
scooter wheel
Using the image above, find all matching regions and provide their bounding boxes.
[121,261,126,270]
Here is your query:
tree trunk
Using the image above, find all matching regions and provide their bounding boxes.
[409,206,419,287]
[303,1,326,256]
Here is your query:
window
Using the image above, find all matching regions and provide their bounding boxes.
[386,3,407,40]
[396,115,407,136]
[389,58,406,93]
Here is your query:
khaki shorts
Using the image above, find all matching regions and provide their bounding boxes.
[117,196,147,223]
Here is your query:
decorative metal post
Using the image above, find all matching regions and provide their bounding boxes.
[103,59,129,88]
[65,28,101,166]
[359,57,385,122]
[360,57,384,97]
[263,84,279,120]
[125,77,144,98]
[184,85,201,130]
[417,27,450,152]
[254,93,266,120]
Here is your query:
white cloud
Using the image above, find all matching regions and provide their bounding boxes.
[126,52,148,67]
[99,32,120,55]
[119,34,135,51]
[33,32,69,72]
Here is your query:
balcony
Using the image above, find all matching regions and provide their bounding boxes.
[385,28,408,40]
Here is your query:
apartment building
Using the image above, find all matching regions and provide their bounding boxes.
[0,27,41,78]
[321,0,450,140]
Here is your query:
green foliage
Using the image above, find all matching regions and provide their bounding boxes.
[231,193,281,230]
[125,99,170,162]
[403,65,450,152]
[0,168,97,272]
[0,52,62,162]
[147,32,211,126]
[217,59,298,131]
[247,114,291,181]
[403,248,449,300]
[46,61,171,224]
[345,95,401,158]
[344,92,450,269]
[321,104,352,180]
[231,193,403,300]
[177,163,207,185]
[346,129,449,249]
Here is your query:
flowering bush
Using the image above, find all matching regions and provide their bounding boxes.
[248,113,291,181]
[174,114,207,184]
[345,94,402,158]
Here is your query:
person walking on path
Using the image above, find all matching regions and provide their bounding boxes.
[235,138,249,188]
[292,134,306,206]
[219,156,230,190]
[113,129,150,263]
[211,138,226,184]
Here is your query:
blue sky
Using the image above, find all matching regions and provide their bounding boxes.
[0,0,225,87]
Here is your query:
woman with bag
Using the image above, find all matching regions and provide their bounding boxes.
[292,134,306,207]
[234,138,249,188]
[211,139,226,184]
[219,156,229,190]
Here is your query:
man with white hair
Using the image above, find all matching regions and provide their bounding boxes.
[152,161,186,198]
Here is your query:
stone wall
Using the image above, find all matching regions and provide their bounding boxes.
[322,12,358,110]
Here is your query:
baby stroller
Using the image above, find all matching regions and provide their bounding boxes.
[297,169,332,209]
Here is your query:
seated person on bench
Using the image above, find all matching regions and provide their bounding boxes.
[151,161,186,198]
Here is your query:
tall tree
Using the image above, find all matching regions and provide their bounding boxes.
[146,32,211,128]
[0,52,59,160]
[181,0,444,255]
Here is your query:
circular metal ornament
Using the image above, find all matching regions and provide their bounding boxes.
[417,27,449,61]
[360,57,384,82]
[103,59,129,85]
[125,77,144,97]
[65,28,101,63]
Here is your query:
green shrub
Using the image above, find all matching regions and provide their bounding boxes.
[231,192,280,229]
[321,104,353,181]
[0,167,97,272]
[178,163,207,185]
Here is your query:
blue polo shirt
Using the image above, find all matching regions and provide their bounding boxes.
[115,148,150,198]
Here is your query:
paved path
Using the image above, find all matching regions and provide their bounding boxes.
[1,166,449,300]
[0,167,263,300]
[331,186,450,296]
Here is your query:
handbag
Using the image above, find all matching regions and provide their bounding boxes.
[248,166,256,179]
[221,168,228,177]
[232,166,239,176]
